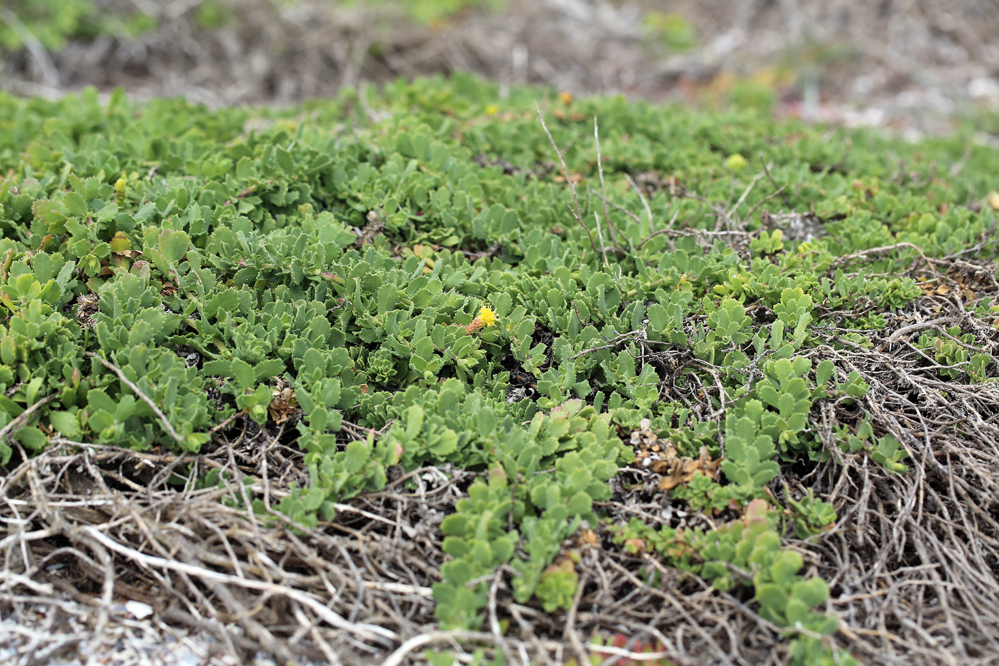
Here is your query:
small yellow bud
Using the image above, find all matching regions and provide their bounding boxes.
[725,154,747,170]
[114,178,126,205]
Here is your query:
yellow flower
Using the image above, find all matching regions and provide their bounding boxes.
[478,306,497,327]
[464,307,498,334]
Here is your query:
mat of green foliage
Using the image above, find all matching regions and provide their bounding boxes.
[1,75,998,665]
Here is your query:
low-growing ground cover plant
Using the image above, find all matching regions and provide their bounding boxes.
[1,74,998,664]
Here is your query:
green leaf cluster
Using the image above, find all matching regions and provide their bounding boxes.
[836,419,909,473]
[432,400,627,628]
[614,502,844,661]
[786,489,838,539]
[918,325,990,382]
[1,72,996,660]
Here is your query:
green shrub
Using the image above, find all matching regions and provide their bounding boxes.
[1,73,995,662]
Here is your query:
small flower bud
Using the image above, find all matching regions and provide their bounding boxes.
[114,178,126,206]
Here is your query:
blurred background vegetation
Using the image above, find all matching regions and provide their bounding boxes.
[0,0,996,137]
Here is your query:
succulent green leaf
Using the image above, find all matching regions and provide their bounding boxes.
[158,229,190,264]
